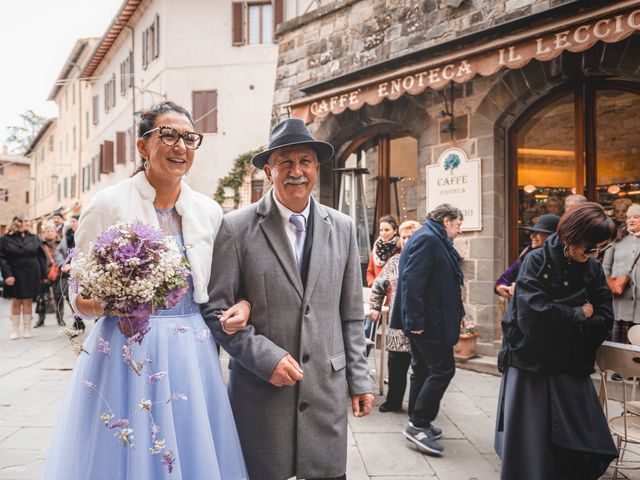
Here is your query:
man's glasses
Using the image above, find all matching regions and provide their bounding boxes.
[583,243,611,255]
[142,126,203,150]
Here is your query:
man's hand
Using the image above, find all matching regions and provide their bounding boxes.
[269,354,304,387]
[4,277,15,286]
[583,302,594,319]
[220,300,250,334]
[351,393,374,417]
[368,309,380,322]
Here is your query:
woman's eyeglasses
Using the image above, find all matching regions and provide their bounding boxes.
[143,126,203,150]
[583,243,611,255]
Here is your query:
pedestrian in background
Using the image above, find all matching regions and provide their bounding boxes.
[495,214,560,300]
[369,219,421,413]
[365,215,399,352]
[391,204,465,456]
[55,214,83,332]
[366,215,399,286]
[603,204,640,344]
[34,222,65,328]
[496,203,618,480]
[564,194,587,212]
[0,214,47,339]
[50,211,65,242]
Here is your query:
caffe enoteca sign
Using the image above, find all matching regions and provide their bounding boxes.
[289,4,640,122]
[427,148,482,232]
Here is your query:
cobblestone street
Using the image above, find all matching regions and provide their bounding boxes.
[0,299,633,480]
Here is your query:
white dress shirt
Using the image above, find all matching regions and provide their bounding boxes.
[272,191,310,266]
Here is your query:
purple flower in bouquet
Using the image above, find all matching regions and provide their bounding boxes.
[165,286,188,310]
[117,306,152,344]
[94,228,121,251]
[131,221,163,243]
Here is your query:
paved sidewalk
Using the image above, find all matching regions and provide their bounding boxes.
[0,298,630,479]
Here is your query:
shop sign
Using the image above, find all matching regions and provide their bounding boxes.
[427,148,482,232]
[291,5,640,122]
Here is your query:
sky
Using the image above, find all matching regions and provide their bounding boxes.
[1,0,123,151]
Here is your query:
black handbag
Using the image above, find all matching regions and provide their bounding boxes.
[35,294,48,315]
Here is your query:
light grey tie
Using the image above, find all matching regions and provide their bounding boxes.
[289,214,306,273]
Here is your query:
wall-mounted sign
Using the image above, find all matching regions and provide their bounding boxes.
[427,147,482,232]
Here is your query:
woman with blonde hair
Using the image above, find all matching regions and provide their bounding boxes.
[369,220,422,412]
[0,214,46,339]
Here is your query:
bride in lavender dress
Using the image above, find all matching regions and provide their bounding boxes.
[42,102,249,479]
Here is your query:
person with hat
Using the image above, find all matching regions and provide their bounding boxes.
[202,118,374,480]
[495,214,560,300]
[50,211,65,242]
[603,204,640,344]
[0,213,47,339]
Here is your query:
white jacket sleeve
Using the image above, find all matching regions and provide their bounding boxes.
[69,190,113,320]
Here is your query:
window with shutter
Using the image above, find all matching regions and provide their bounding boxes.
[248,2,273,44]
[116,132,126,164]
[274,0,283,28]
[232,2,245,46]
[120,61,126,94]
[153,15,160,59]
[111,74,116,107]
[104,140,115,173]
[93,95,99,125]
[129,51,134,88]
[142,29,148,69]
[192,90,218,134]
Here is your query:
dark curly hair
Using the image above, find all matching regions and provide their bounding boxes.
[132,101,195,175]
[557,202,616,248]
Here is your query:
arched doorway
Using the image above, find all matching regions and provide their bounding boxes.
[508,79,640,260]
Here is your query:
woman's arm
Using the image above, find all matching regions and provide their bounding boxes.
[366,251,376,287]
[515,253,579,338]
[602,244,615,277]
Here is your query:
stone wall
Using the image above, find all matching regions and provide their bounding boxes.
[273,0,575,116]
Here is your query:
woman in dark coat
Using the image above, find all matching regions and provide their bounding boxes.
[495,203,618,480]
[0,214,47,339]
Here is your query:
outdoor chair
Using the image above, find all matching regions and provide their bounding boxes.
[596,341,640,479]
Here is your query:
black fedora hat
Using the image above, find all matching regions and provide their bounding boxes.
[520,214,560,234]
[251,118,334,169]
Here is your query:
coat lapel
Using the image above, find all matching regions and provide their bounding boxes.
[303,200,331,302]
[257,193,304,299]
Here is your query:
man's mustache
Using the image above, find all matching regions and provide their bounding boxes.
[284,176,309,185]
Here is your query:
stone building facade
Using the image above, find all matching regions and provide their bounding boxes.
[271,0,640,352]
[0,147,31,234]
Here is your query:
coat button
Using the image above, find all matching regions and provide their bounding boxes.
[305,305,310,315]
[299,402,308,412]
[302,354,310,363]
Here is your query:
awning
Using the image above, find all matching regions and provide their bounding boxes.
[288,1,640,123]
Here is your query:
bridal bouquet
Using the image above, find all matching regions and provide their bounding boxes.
[69,221,189,343]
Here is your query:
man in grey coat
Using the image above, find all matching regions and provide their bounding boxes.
[201,118,374,480]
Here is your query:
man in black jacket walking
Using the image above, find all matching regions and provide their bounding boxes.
[391,204,465,456]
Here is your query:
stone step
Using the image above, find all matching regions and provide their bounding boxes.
[455,354,500,376]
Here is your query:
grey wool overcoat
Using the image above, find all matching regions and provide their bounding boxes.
[201,192,372,480]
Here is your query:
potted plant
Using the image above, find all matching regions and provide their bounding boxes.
[454,317,479,360]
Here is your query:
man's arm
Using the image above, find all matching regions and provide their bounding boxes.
[400,233,435,332]
[201,216,289,382]
[340,220,373,398]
